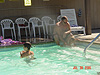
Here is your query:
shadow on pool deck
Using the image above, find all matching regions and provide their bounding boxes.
[22,37,54,44]
[0,37,54,47]
[0,32,100,47]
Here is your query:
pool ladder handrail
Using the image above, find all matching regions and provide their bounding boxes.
[84,33,100,53]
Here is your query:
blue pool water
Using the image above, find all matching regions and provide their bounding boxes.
[0,43,100,75]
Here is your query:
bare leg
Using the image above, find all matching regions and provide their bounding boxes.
[54,34,60,45]
[68,33,79,46]
[69,38,76,46]
[65,33,76,46]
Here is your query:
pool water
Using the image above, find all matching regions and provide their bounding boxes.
[0,43,100,75]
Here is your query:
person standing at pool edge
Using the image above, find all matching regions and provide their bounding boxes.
[20,42,34,59]
[53,16,77,46]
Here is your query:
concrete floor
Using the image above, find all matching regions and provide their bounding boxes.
[74,33,100,44]
[74,28,100,44]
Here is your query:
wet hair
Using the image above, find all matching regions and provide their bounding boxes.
[23,42,32,50]
[61,16,68,21]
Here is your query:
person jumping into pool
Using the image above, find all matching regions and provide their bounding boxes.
[53,16,79,46]
[20,42,35,60]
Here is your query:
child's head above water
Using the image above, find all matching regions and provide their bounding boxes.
[23,42,32,51]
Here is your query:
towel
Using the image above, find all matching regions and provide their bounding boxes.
[70,24,78,27]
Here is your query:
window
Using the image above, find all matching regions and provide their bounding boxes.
[24,0,31,6]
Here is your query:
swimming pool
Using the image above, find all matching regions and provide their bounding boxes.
[0,42,100,75]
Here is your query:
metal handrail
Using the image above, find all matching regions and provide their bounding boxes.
[84,33,100,53]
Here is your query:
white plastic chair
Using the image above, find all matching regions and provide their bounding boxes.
[57,15,63,22]
[60,9,86,35]
[15,18,30,41]
[41,16,56,38]
[1,19,16,40]
[29,17,45,38]
[57,15,86,35]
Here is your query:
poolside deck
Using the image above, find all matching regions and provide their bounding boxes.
[0,32,100,47]
[74,33,100,44]
[22,32,100,45]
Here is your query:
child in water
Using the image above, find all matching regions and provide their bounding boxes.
[20,42,35,60]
